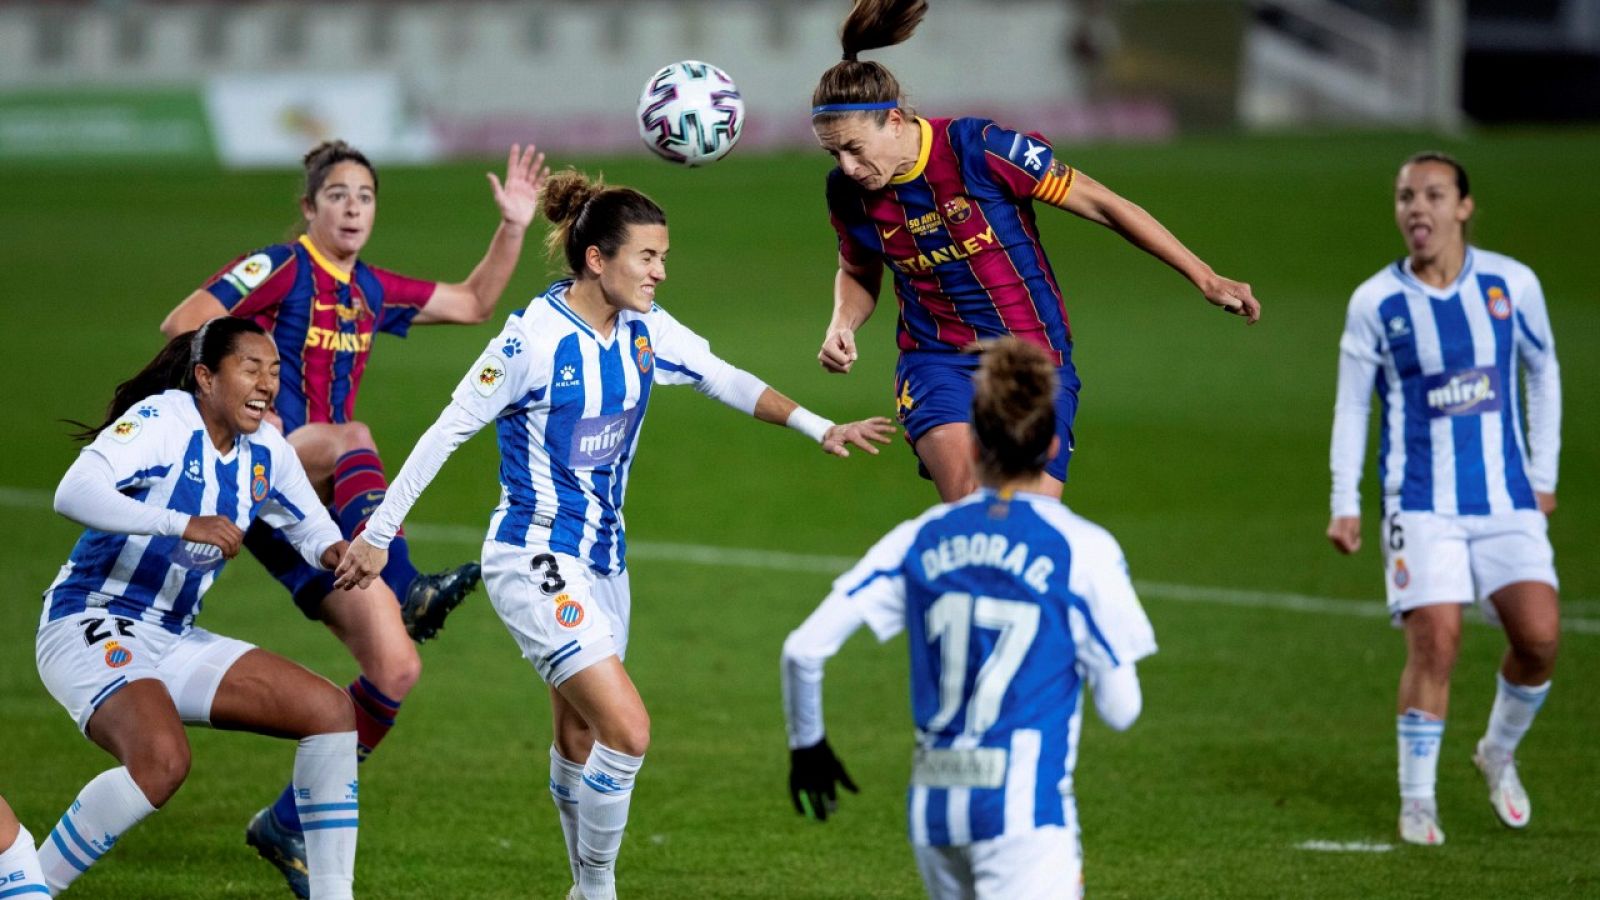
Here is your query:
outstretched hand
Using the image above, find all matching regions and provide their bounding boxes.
[1201,273,1261,324]
[822,417,896,458]
[789,738,859,822]
[487,143,549,232]
[334,535,389,591]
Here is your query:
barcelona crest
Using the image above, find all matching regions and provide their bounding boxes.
[941,196,973,225]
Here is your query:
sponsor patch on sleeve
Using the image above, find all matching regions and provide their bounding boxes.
[226,253,274,292]
[471,354,509,397]
[108,417,143,443]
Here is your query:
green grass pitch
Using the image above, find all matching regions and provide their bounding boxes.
[1,128,1596,897]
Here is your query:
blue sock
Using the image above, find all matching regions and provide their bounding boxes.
[270,781,302,831]
[380,534,420,600]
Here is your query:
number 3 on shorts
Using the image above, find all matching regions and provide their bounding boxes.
[530,553,567,595]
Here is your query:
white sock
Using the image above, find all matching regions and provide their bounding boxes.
[36,767,156,893]
[577,742,644,900]
[1397,710,1445,801]
[293,731,359,900]
[1483,674,1550,755]
[549,745,584,885]
[1,823,48,896]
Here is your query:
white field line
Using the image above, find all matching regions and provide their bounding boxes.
[4,485,1596,635]
[1295,840,1394,853]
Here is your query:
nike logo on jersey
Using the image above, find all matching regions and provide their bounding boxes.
[880,225,903,240]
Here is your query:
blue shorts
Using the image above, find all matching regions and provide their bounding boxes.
[894,351,1081,482]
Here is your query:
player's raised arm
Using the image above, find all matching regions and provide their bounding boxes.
[412,144,550,326]
[1053,170,1260,324]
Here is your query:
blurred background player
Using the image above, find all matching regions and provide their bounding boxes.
[0,795,47,897]
[1326,152,1562,846]
[810,0,1261,502]
[781,337,1156,899]
[331,169,895,900]
[36,319,362,898]
[159,139,548,894]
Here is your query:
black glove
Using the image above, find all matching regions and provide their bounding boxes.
[789,737,859,822]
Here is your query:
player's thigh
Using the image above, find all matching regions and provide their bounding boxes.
[913,844,978,900]
[208,646,353,739]
[320,580,418,694]
[482,540,618,688]
[286,422,377,489]
[971,826,1082,899]
[1381,510,1473,621]
[1468,510,1558,603]
[36,613,166,736]
[149,626,265,726]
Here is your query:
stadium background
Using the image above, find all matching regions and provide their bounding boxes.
[1,1,1596,896]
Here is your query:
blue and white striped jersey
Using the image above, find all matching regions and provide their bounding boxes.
[1334,248,1560,516]
[42,390,339,634]
[832,489,1156,846]
[449,280,737,576]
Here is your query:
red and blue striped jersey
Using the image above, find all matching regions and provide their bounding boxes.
[201,235,436,433]
[827,117,1072,363]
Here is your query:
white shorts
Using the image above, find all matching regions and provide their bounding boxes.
[35,614,255,735]
[1381,508,1558,624]
[482,540,631,688]
[913,825,1083,900]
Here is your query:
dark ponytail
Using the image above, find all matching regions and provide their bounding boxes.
[971,338,1058,481]
[812,0,927,125]
[70,317,268,441]
[539,168,667,277]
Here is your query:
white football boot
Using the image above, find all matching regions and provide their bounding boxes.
[1398,798,1446,846]
[1474,739,1532,829]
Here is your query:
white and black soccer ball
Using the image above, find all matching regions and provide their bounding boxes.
[636,61,744,166]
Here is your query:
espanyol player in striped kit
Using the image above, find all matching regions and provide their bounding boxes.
[161,140,548,895]
[1327,152,1563,846]
[0,796,47,897]
[34,319,362,898]
[782,339,1156,899]
[332,169,895,899]
[810,0,1261,503]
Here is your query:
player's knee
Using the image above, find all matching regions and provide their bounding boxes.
[1512,635,1559,676]
[364,644,422,700]
[312,683,357,735]
[335,421,377,454]
[127,738,191,807]
[1408,629,1460,676]
[601,709,651,758]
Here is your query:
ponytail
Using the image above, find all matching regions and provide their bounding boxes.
[539,168,666,276]
[812,0,927,124]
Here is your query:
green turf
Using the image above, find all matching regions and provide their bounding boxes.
[1,128,1596,897]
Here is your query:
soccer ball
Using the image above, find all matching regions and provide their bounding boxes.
[636,61,744,166]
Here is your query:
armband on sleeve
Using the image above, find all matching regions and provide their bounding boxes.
[1031,160,1076,209]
